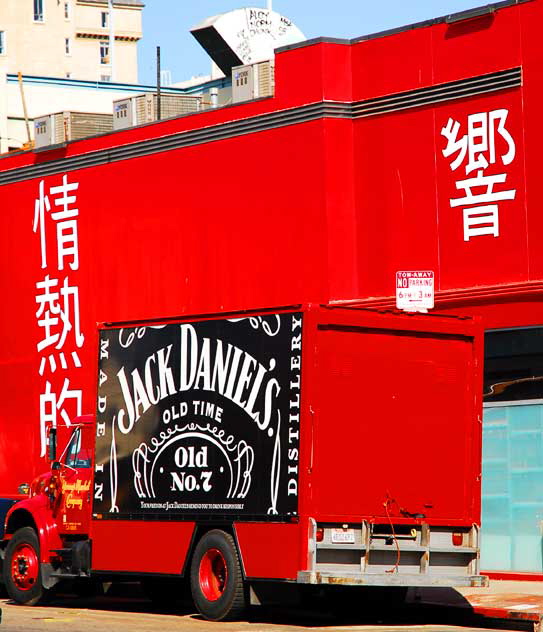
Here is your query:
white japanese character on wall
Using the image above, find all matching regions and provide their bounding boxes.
[33,175,80,269]
[441,108,517,241]
[35,275,84,374]
[39,379,83,457]
[33,173,85,458]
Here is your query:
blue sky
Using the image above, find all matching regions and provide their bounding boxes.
[137,0,487,85]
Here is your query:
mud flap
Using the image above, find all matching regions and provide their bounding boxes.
[41,563,61,590]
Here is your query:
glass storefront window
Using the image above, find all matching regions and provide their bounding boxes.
[482,327,543,572]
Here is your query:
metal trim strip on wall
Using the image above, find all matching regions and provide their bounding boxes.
[0,67,521,186]
[352,67,521,117]
[484,399,543,408]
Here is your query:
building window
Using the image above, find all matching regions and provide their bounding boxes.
[101,75,111,82]
[101,11,109,28]
[65,38,71,55]
[100,41,109,65]
[34,0,44,22]
[484,328,543,402]
[0,31,5,55]
[64,2,71,20]
[482,326,543,573]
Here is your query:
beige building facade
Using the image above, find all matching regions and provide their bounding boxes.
[0,0,143,83]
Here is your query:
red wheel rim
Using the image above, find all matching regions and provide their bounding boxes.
[199,548,228,601]
[11,542,39,591]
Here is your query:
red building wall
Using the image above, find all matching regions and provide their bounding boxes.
[0,0,541,550]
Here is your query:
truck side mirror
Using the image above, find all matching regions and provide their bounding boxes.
[17,482,30,495]
[48,427,57,462]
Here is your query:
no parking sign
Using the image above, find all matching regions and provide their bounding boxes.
[396,271,434,312]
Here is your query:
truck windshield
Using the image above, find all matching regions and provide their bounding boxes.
[64,427,91,469]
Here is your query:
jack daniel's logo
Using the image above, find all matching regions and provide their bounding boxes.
[94,313,302,520]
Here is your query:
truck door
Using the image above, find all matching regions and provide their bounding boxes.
[55,425,93,534]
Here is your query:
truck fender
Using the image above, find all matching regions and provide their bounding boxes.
[4,494,63,565]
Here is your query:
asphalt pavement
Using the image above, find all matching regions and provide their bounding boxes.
[0,583,540,632]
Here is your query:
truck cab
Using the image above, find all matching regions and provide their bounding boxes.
[2,416,94,605]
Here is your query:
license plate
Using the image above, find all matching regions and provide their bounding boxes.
[331,528,355,544]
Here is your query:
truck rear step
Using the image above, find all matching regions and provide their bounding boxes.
[300,521,487,588]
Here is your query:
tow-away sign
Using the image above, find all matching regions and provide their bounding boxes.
[396,271,434,312]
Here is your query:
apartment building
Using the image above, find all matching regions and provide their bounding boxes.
[0,0,145,152]
[0,0,143,83]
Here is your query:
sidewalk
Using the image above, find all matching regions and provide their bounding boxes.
[411,581,543,631]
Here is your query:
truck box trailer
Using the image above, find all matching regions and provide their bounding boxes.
[2,304,486,620]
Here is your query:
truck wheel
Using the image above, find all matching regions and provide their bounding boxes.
[3,527,47,605]
[190,529,246,621]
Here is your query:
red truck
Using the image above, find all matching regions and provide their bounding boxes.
[1,0,541,583]
[1,304,486,620]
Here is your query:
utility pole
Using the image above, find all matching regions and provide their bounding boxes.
[17,72,32,147]
[156,46,161,121]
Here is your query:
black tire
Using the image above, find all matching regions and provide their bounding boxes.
[3,527,47,605]
[190,529,246,621]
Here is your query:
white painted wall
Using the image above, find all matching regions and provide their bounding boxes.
[0,69,9,153]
